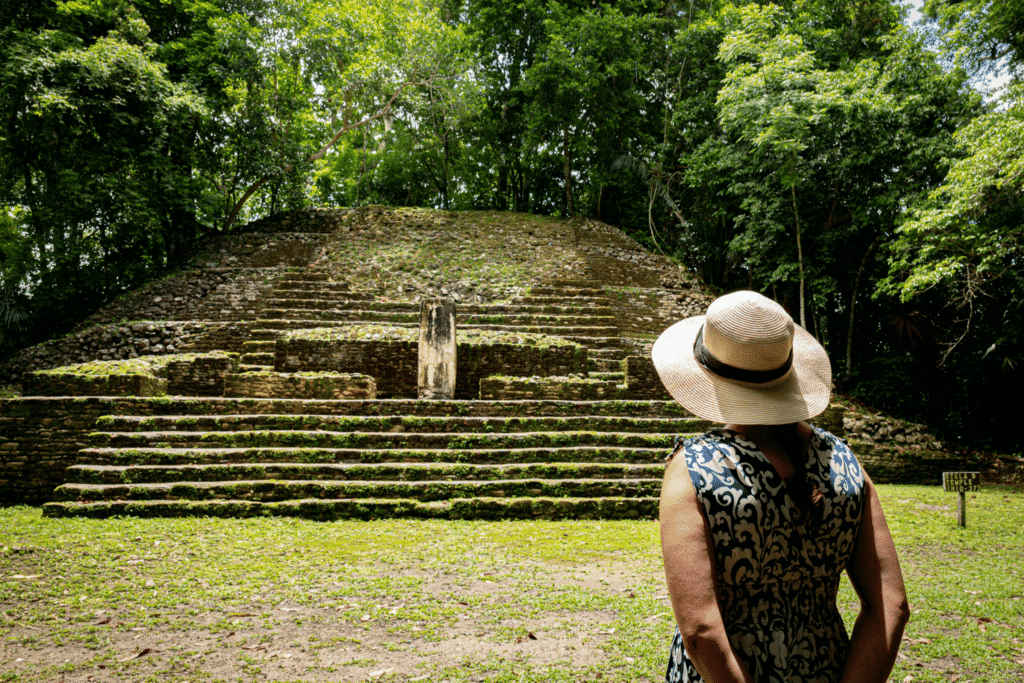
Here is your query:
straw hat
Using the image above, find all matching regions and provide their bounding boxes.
[651,290,831,425]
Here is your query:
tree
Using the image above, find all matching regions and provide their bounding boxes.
[0,0,209,338]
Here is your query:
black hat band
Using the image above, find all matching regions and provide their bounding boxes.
[693,325,793,385]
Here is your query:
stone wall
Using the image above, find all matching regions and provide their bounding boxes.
[851,441,962,485]
[225,372,377,400]
[455,343,587,400]
[479,376,619,400]
[1,322,217,387]
[623,356,671,400]
[275,337,587,400]
[275,339,419,398]
[843,411,945,451]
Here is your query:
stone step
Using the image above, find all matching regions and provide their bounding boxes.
[77,445,668,467]
[92,414,710,435]
[547,279,603,288]
[88,429,677,451]
[240,352,274,365]
[272,283,370,297]
[253,319,622,340]
[52,477,663,503]
[528,286,607,297]
[65,462,665,485]
[589,358,624,372]
[42,496,659,520]
[237,365,269,373]
[263,297,614,316]
[516,295,611,307]
[281,272,332,282]
[44,397,689,418]
[240,340,277,352]
[589,372,626,381]
[259,308,618,328]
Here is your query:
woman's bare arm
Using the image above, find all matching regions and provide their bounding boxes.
[840,472,910,683]
[660,451,753,683]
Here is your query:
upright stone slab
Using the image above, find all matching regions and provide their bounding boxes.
[418,299,456,399]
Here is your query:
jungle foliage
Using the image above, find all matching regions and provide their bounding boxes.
[0,0,1021,450]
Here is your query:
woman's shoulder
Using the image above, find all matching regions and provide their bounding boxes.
[808,425,866,491]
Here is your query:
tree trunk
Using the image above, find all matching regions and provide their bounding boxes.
[792,184,806,329]
[563,128,573,217]
[844,234,884,383]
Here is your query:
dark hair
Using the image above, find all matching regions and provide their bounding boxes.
[769,423,824,528]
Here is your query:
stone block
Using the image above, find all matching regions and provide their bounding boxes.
[166,354,240,397]
[224,372,376,400]
[418,299,456,400]
[21,371,167,398]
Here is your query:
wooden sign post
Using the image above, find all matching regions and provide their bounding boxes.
[943,471,981,528]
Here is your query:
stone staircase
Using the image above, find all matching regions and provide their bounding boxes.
[42,399,708,520]
[38,246,689,519]
[252,272,630,373]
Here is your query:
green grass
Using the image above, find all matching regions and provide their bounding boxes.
[1,485,1022,682]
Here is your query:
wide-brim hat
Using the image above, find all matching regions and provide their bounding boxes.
[651,290,831,425]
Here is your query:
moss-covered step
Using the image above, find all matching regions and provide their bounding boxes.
[527,286,608,297]
[240,352,275,365]
[589,372,626,381]
[15,395,690,419]
[92,413,712,435]
[516,295,611,307]
[265,297,416,309]
[13,397,692,422]
[240,341,277,352]
[78,444,671,467]
[65,461,666,485]
[87,429,679,450]
[52,477,663,503]
[272,282,368,295]
[262,308,421,322]
[41,496,659,520]
[455,325,621,338]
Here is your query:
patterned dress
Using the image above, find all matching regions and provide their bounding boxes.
[664,427,866,683]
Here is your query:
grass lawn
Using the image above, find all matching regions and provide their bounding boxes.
[1,485,1022,682]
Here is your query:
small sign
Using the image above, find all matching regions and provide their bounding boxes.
[943,471,981,493]
[943,471,981,528]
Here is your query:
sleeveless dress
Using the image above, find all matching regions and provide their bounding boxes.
[664,427,866,683]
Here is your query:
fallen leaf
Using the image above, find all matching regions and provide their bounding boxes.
[369,668,395,678]
[221,632,235,639]
[361,614,372,622]
[902,675,914,683]
[241,645,267,651]
[279,607,300,612]
[646,612,671,621]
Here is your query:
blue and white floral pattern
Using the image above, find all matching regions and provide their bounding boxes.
[665,427,866,683]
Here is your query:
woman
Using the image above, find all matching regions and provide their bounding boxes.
[652,291,909,683]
